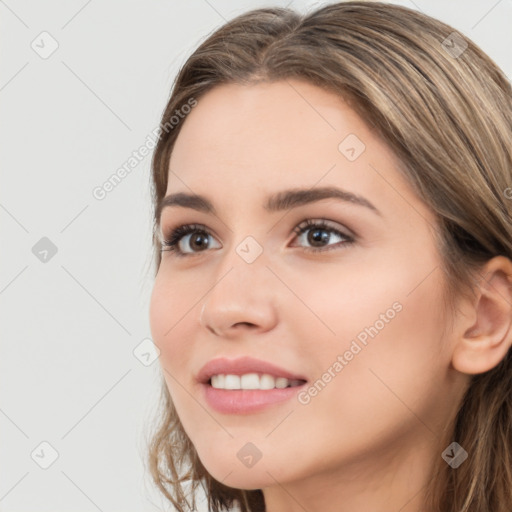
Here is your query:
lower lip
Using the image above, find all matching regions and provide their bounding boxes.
[201,382,307,414]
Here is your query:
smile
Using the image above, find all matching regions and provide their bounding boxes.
[209,373,306,390]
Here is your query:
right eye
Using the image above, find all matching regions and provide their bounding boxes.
[160,223,221,257]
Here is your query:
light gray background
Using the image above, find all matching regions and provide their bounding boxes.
[1,1,510,511]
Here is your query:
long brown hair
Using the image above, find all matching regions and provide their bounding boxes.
[145,2,512,511]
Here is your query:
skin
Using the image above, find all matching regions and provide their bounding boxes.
[149,79,512,512]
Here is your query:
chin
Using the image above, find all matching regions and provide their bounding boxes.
[210,467,275,491]
[196,448,282,490]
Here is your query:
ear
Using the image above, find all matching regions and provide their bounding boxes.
[451,256,512,375]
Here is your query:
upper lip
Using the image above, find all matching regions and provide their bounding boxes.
[197,356,308,384]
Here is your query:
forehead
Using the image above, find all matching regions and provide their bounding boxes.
[165,80,432,227]
[169,80,372,169]
[171,82,376,176]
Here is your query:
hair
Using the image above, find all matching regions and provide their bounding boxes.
[145,2,512,511]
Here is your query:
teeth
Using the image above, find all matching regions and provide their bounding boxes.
[260,374,275,390]
[241,373,260,389]
[211,374,225,388]
[275,377,288,389]
[210,373,304,390]
[224,374,240,389]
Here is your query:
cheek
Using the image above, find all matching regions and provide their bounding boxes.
[149,273,194,374]
[149,276,202,431]
[278,258,401,343]
[305,268,448,432]
[290,254,448,410]
[149,277,172,353]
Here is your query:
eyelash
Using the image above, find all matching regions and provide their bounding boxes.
[160,219,356,258]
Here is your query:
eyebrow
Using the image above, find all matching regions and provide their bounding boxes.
[157,186,381,222]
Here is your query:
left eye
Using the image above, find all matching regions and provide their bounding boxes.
[160,219,355,257]
[291,219,355,253]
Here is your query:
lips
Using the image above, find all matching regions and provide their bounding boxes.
[197,356,309,414]
[196,355,308,384]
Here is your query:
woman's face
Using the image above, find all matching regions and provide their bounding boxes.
[149,80,470,495]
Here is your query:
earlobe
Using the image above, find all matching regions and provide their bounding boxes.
[451,256,512,375]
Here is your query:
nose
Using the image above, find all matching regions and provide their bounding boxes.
[198,253,279,339]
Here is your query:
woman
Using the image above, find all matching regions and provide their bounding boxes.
[146,2,512,511]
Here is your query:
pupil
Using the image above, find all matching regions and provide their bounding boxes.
[308,229,329,246]
[191,233,208,251]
